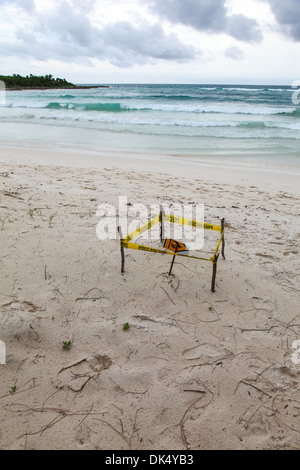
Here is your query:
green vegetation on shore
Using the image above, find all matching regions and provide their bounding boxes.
[0,74,75,89]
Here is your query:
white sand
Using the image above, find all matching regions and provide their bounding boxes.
[0,145,300,450]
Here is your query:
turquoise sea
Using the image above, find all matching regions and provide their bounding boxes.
[0,83,299,169]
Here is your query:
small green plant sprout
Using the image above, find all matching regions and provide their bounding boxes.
[0,217,6,230]
[48,213,56,227]
[28,207,37,218]
[10,386,17,394]
[122,322,130,331]
[62,340,72,350]
[208,305,214,311]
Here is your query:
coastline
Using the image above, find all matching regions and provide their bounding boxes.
[0,143,300,450]
[5,86,110,91]
[0,142,299,194]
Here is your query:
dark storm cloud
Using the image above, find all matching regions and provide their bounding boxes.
[266,0,300,40]
[142,0,263,42]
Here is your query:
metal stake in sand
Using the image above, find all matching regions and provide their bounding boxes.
[211,253,219,293]
[168,247,178,276]
[118,226,125,274]
[165,238,189,277]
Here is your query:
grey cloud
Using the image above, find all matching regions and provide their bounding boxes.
[15,28,37,44]
[40,1,94,47]
[142,0,263,42]
[266,0,300,40]
[225,46,245,60]
[0,0,35,11]
[1,0,196,67]
[145,0,227,32]
[101,21,196,65]
[69,0,97,13]
[0,36,94,65]
[226,14,263,43]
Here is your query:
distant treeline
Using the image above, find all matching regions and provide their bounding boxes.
[0,74,75,89]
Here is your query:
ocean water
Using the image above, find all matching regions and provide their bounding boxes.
[0,83,299,169]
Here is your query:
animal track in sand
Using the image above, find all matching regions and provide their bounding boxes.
[89,354,113,372]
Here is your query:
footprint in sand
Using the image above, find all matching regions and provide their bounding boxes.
[182,343,226,360]
[53,354,113,391]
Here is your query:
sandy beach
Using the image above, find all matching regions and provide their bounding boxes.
[0,145,300,450]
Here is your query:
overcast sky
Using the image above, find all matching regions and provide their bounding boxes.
[0,0,300,84]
